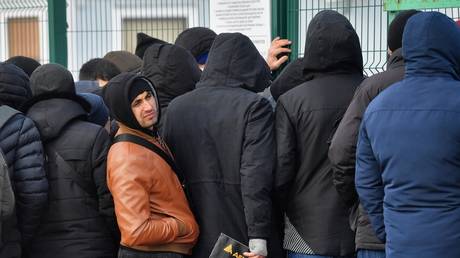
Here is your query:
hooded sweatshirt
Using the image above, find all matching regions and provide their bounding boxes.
[163,33,281,258]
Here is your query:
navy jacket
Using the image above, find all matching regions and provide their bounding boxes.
[0,62,48,258]
[355,12,460,258]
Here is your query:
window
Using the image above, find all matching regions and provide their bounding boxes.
[7,17,40,60]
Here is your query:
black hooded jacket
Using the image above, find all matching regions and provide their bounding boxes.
[142,43,200,129]
[163,33,281,258]
[0,63,48,258]
[275,10,364,256]
[328,48,405,251]
[23,64,117,258]
[269,58,312,101]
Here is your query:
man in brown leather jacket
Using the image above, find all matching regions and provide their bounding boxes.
[102,72,199,258]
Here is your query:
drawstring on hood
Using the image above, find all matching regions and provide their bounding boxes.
[102,72,161,136]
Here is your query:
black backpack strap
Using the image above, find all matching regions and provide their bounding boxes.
[113,134,179,173]
[54,151,97,197]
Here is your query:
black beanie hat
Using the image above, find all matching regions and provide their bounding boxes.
[388,10,420,52]
[103,72,160,135]
[5,56,41,77]
[135,33,167,59]
[129,78,153,104]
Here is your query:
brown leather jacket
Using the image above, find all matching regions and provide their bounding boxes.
[107,124,199,254]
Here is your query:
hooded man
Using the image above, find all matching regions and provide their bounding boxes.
[102,73,199,258]
[275,10,364,258]
[23,64,118,258]
[0,62,48,258]
[355,12,460,258]
[163,32,277,258]
[328,10,419,258]
[142,43,201,129]
[174,27,216,70]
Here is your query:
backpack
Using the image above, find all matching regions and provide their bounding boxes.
[0,105,19,246]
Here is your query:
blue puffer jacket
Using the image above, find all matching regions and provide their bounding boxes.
[0,63,48,258]
[355,12,460,258]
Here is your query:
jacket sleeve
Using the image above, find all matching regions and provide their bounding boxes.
[329,83,373,208]
[90,127,119,242]
[13,116,48,245]
[355,120,386,242]
[274,100,297,211]
[108,148,183,246]
[240,98,275,239]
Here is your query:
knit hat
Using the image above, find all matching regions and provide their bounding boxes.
[135,33,167,59]
[129,78,153,104]
[388,10,420,51]
[5,56,41,77]
[175,27,216,64]
[103,50,143,73]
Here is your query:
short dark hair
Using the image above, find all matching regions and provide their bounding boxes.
[79,58,121,81]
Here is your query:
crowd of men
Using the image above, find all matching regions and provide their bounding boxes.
[0,9,459,258]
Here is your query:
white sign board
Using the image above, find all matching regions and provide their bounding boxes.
[210,0,272,59]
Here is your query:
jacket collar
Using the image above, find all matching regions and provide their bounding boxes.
[117,123,158,144]
[387,48,404,71]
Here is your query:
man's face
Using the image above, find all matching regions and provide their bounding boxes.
[130,91,158,130]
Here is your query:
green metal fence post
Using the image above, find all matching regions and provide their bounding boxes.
[385,0,460,11]
[271,0,287,39]
[286,0,299,59]
[48,0,67,67]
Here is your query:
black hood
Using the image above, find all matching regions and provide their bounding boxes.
[174,27,217,59]
[197,33,271,93]
[270,58,313,100]
[102,72,160,135]
[0,62,31,109]
[135,33,167,59]
[303,10,363,75]
[26,98,88,142]
[23,63,90,113]
[142,43,201,110]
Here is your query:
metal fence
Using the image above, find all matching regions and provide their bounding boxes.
[0,0,459,78]
[289,0,460,76]
[66,0,209,77]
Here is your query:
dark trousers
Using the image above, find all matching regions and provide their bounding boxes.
[118,246,183,258]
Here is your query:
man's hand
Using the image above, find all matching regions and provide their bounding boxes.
[266,37,292,71]
[243,252,266,258]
